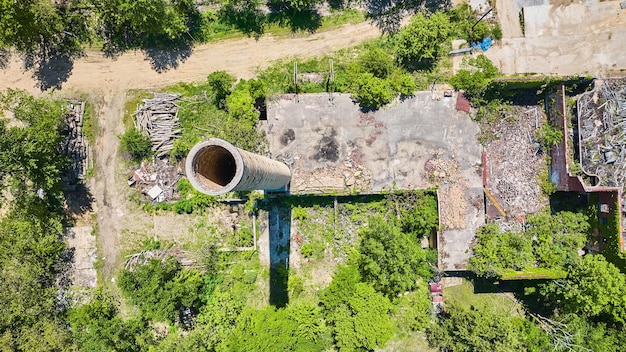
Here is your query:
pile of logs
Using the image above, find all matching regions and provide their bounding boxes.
[133,93,182,158]
[61,100,90,184]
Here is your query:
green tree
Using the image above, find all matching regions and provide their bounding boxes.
[192,288,246,350]
[449,54,499,98]
[389,71,417,97]
[225,89,258,122]
[67,290,154,351]
[207,71,236,107]
[399,192,438,237]
[469,223,534,277]
[527,211,587,268]
[393,284,431,331]
[92,0,197,51]
[395,12,451,69]
[218,0,266,38]
[0,0,90,53]
[543,314,626,352]
[321,264,394,351]
[0,89,67,198]
[0,200,65,333]
[541,255,626,325]
[358,47,395,79]
[427,304,550,352]
[358,216,435,297]
[119,128,152,161]
[17,320,75,352]
[118,257,205,324]
[351,73,394,109]
[226,302,329,351]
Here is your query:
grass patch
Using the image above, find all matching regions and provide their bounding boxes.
[500,267,567,280]
[123,90,152,129]
[445,279,524,316]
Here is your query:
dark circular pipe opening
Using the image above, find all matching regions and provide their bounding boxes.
[194,145,237,190]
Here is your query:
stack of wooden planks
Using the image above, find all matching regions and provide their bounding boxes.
[133,93,182,158]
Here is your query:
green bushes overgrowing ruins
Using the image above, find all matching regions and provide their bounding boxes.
[469,211,589,278]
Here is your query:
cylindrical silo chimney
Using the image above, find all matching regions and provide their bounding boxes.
[185,138,291,196]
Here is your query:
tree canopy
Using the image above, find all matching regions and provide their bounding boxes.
[0,89,67,199]
[449,54,499,98]
[541,255,626,325]
[427,304,550,352]
[358,215,435,297]
[320,263,394,351]
[469,211,588,277]
[118,256,207,325]
[395,12,451,69]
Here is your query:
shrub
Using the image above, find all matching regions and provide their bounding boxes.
[120,128,152,161]
[352,73,394,109]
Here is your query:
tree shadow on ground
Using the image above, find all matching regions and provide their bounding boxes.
[472,277,555,316]
[0,49,10,69]
[365,0,452,34]
[267,3,322,33]
[23,48,85,91]
[219,3,266,39]
[64,183,95,223]
[143,40,194,73]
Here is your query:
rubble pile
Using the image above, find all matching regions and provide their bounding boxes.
[578,79,626,187]
[129,158,184,202]
[484,105,547,216]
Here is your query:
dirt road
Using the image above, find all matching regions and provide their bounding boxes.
[0,21,382,278]
[0,22,380,94]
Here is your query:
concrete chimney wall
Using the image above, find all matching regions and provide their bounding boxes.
[185,138,291,196]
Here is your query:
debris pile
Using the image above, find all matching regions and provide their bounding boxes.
[425,152,459,181]
[578,79,626,187]
[133,93,182,158]
[61,100,90,184]
[129,158,183,202]
[484,105,547,217]
[125,249,204,270]
[290,146,372,193]
[438,180,468,230]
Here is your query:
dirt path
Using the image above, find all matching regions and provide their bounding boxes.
[0,22,380,94]
[495,0,523,38]
[0,22,381,278]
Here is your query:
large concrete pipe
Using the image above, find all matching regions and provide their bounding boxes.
[185,138,291,196]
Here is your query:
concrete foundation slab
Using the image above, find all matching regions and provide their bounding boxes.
[264,93,484,270]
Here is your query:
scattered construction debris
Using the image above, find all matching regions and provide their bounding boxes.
[61,100,90,184]
[578,79,626,188]
[289,143,372,193]
[483,105,548,218]
[125,249,205,270]
[133,93,182,158]
[130,158,184,202]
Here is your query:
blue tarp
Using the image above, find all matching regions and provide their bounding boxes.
[470,37,492,51]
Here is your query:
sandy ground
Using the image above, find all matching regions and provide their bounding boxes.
[0,22,382,279]
[0,22,380,94]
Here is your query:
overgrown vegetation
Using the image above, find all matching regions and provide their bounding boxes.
[0,90,72,349]
[469,211,589,278]
[119,128,152,162]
